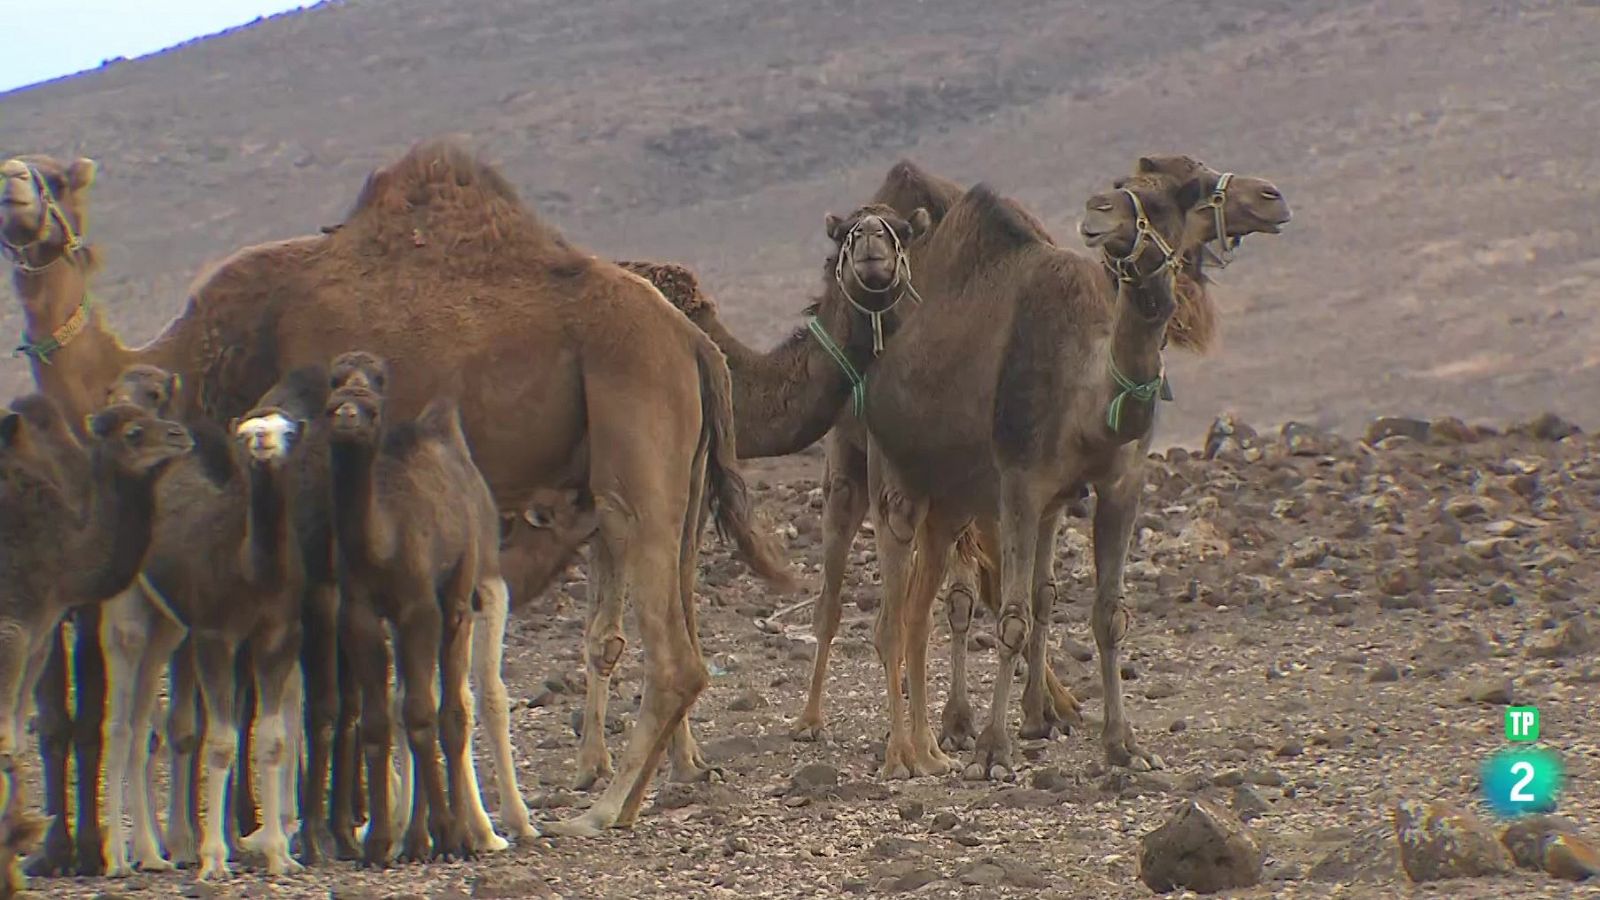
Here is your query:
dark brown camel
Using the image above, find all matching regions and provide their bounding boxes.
[847,168,1204,781]
[324,350,494,864]
[0,141,792,844]
[0,396,192,891]
[98,364,322,879]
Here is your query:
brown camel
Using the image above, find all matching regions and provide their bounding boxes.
[0,154,115,877]
[852,167,1205,781]
[1,141,792,843]
[0,395,192,892]
[559,203,928,790]
[97,364,323,880]
[498,488,598,607]
[0,761,46,900]
[324,350,495,864]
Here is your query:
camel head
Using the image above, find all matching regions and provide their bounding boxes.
[83,403,195,478]
[824,203,931,301]
[0,154,96,271]
[326,384,385,445]
[1123,155,1291,265]
[1081,173,1204,319]
[232,407,306,467]
[329,350,390,396]
[106,364,183,417]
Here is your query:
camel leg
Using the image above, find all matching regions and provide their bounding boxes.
[546,458,703,836]
[573,541,623,792]
[164,640,201,867]
[127,620,184,873]
[395,597,450,863]
[70,606,107,876]
[24,626,72,878]
[192,631,240,881]
[668,453,719,785]
[298,581,341,866]
[330,637,363,860]
[792,434,867,742]
[1091,475,1163,771]
[240,621,304,876]
[388,676,411,844]
[966,477,1048,782]
[229,651,258,848]
[465,577,525,846]
[98,590,173,877]
[938,559,983,753]
[1020,509,1073,739]
[340,597,393,868]
[435,582,474,861]
[903,513,958,775]
[867,455,925,781]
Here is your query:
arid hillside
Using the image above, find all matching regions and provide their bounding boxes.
[3,0,1599,444]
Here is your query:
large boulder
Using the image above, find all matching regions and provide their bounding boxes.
[1393,800,1514,882]
[1139,798,1263,894]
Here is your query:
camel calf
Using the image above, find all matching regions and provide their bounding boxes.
[325,350,507,864]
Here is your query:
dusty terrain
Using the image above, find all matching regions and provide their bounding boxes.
[31,416,1600,898]
[4,0,1600,444]
[6,0,1600,897]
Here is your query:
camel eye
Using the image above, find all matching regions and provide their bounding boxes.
[1094,203,1113,213]
[1260,188,1281,200]
[125,424,144,441]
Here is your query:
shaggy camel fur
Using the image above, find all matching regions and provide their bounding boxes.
[0,396,191,891]
[855,168,1203,781]
[97,364,323,880]
[0,154,115,876]
[325,350,495,864]
[0,141,792,846]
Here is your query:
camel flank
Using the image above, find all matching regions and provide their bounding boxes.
[3,138,794,845]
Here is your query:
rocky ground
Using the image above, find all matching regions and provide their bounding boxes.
[25,409,1600,898]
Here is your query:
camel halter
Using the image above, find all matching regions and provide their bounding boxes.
[3,163,91,364]
[808,213,921,416]
[1,164,84,274]
[1101,187,1177,432]
[1199,172,1240,269]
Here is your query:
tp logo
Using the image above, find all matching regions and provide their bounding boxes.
[1482,707,1562,818]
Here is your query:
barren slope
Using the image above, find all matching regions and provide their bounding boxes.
[3,0,1599,444]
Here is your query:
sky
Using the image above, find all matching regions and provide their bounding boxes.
[0,1,313,93]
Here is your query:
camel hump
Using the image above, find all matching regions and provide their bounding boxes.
[616,259,712,317]
[874,159,964,222]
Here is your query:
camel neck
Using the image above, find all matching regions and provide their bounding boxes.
[64,451,159,603]
[696,285,882,459]
[243,462,293,590]
[1101,277,1173,442]
[11,259,136,432]
[329,438,384,567]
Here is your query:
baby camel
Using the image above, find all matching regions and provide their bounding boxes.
[325,351,496,865]
[0,396,191,892]
[99,365,318,879]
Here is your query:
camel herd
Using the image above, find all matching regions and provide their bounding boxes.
[0,138,1290,889]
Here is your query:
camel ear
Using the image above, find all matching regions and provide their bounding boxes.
[228,417,242,436]
[498,514,518,546]
[824,213,847,243]
[167,372,182,399]
[0,413,19,447]
[296,418,309,438]
[1135,156,1158,174]
[1111,175,1129,190]
[523,507,554,529]
[85,412,111,438]
[66,158,97,192]
[907,207,932,238]
[1175,176,1207,213]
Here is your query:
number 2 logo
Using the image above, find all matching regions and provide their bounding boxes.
[1509,760,1536,802]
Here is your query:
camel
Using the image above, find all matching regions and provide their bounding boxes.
[1,141,793,843]
[324,350,498,864]
[556,203,929,791]
[1,154,117,877]
[96,363,324,880]
[0,760,46,900]
[498,487,598,607]
[847,167,1208,781]
[0,394,192,892]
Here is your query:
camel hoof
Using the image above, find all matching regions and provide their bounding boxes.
[789,718,827,743]
[103,858,134,879]
[543,810,609,838]
[880,761,912,780]
[572,763,610,793]
[24,826,74,878]
[136,855,174,873]
[1019,722,1062,742]
[940,734,976,753]
[472,830,512,853]
[671,762,724,784]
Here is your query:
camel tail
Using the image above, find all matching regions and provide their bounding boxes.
[954,524,993,572]
[694,336,796,592]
